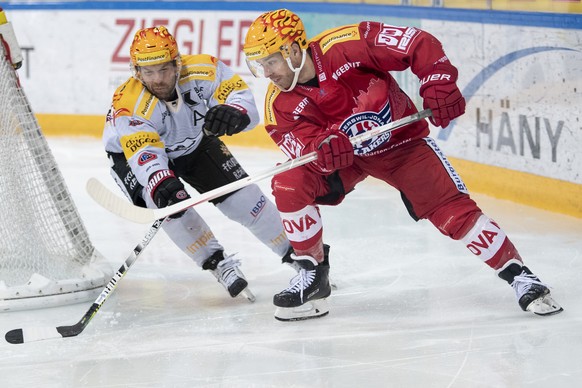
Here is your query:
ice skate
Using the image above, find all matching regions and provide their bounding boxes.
[274,255,331,321]
[498,262,563,316]
[282,244,337,290]
[203,250,255,302]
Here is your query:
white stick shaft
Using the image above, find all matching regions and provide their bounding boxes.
[87,109,431,223]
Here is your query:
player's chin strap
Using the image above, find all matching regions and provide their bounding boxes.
[280,49,307,93]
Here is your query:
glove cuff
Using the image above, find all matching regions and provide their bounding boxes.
[146,169,176,199]
[225,103,247,115]
[418,62,459,94]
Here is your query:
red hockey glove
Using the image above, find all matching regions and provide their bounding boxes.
[146,169,190,218]
[311,131,354,174]
[419,63,466,128]
[203,104,251,137]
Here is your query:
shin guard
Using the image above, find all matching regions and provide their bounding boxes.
[461,214,522,270]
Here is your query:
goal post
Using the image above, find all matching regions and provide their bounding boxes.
[0,11,111,312]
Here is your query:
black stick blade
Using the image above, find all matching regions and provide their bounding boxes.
[5,329,24,344]
[5,327,63,344]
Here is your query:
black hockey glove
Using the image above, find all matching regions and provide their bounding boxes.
[146,169,191,218]
[203,104,251,137]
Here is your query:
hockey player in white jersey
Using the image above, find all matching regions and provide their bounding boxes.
[103,26,293,301]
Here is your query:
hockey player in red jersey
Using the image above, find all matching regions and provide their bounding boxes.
[243,9,562,320]
[103,26,295,302]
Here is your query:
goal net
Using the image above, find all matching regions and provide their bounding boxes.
[0,29,110,312]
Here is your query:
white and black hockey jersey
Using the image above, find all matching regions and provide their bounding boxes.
[103,54,259,187]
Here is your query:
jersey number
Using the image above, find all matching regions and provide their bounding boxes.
[376,25,418,54]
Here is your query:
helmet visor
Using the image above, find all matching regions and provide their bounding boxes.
[244,46,288,78]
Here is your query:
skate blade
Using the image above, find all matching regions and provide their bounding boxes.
[329,277,338,290]
[240,287,256,303]
[527,294,563,316]
[274,299,329,321]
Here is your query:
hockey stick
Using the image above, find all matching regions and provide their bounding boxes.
[4,218,165,344]
[87,109,432,224]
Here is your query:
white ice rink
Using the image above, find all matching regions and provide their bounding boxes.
[1,137,581,388]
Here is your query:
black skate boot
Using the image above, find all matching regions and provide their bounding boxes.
[282,244,336,289]
[203,250,255,302]
[498,262,563,316]
[273,255,331,321]
[282,244,330,269]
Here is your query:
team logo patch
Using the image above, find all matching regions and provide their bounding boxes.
[220,143,232,157]
[137,152,157,166]
[128,119,144,127]
[107,107,130,125]
[339,108,392,155]
[176,189,189,200]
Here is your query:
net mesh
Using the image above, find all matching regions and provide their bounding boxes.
[0,40,109,310]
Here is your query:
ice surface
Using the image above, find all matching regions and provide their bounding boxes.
[1,138,581,388]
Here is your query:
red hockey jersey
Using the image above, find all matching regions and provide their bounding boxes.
[264,21,453,159]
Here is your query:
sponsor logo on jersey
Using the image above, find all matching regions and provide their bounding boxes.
[283,215,317,234]
[466,228,501,256]
[221,157,239,172]
[280,206,322,242]
[332,61,361,81]
[186,229,216,255]
[270,231,288,248]
[363,22,372,39]
[318,26,360,54]
[313,48,325,79]
[265,86,280,126]
[213,75,247,104]
[425,138,468,193]
[292,97,310,116]
[462,217,506,262]
[339,102,393,155]
[250,195,266,217]
[121,131,164,158]
[180,66,216,83]
[220,154,245,179]
[137,152,157,166]
[138,92,156,119]
[192,86,205,100]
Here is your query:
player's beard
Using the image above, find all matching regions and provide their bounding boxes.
[146,78,177,101]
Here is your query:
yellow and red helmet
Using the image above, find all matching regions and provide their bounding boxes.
[243,9,308,76]
[130,26,180,69]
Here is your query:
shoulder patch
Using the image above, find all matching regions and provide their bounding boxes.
[182,54,217,66]
[213,74,248,104]
[315,25,361,55]
[112,77,158,120]
[136,91,157,120]
[264,84,281,126]
[180,54,217,83]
